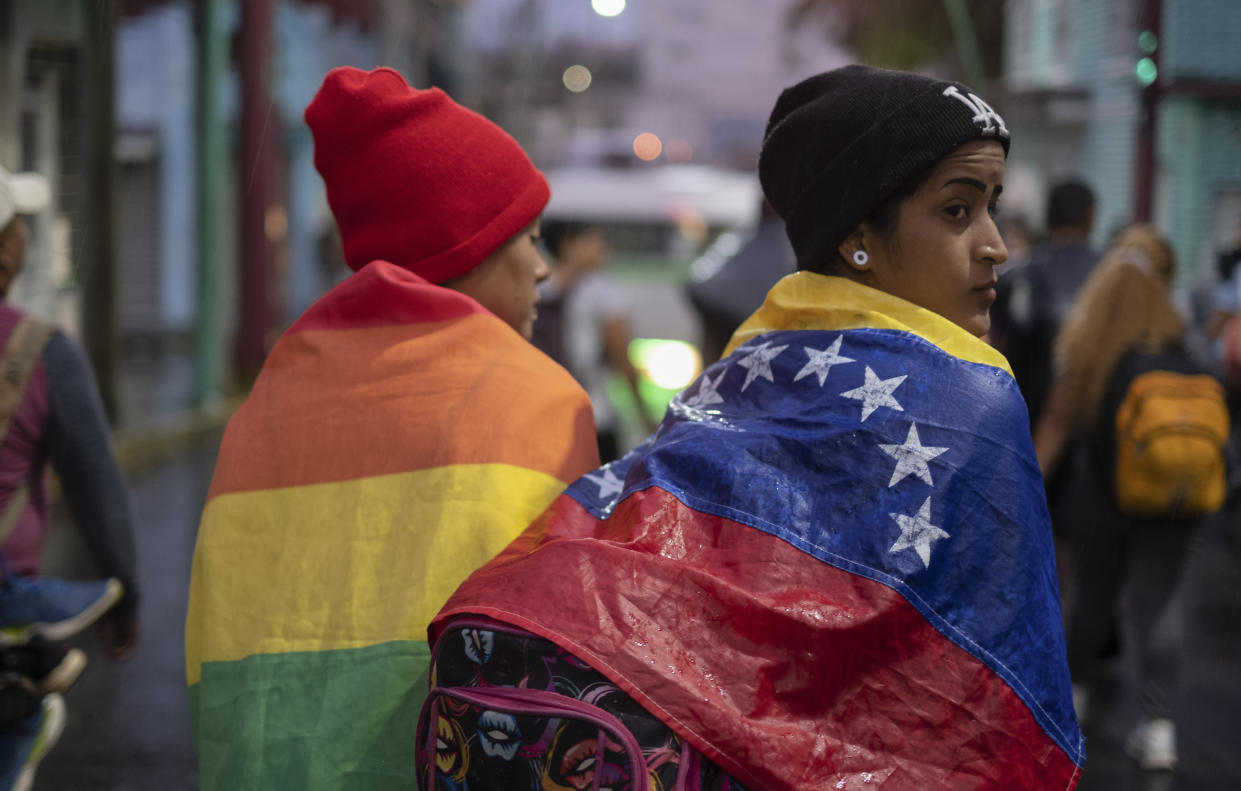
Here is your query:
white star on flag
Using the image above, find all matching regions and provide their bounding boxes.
[841,366,907,421]
[878,423,949,487]
[889,497,950,569]
[736,342,789,392]
[793,336,855,387]
[685,370,726,408]
[583,467,624,499]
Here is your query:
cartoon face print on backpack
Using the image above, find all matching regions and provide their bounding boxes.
[541,718,631,791]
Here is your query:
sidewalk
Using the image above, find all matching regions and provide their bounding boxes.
[38,433,220,789]
[112,347,240,478]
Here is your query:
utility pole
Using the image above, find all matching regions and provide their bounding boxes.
[81,0,120,419]
[194,0,227,406]
[237,0,276,379]
[1134,0,1162,223]
[942,0,986,90]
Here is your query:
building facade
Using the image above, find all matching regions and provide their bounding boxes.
[1004,0,1241,287]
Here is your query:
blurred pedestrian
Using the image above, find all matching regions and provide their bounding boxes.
[992,180,1099,429]
[428,65,1082,789]
[533,220,654,462]
[686,196,797,364]
[1035,224,1231,772]
[0,166,139,788]
[991,180,1100,597]
[1207,215,1241,404]
[184,67,599,790]
[996,212,1034,268]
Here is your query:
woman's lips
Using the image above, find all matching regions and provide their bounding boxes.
[974,282,998,303]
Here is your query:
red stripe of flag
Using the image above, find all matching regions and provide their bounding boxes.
[290,260,484,333]
[436,489,1081,791]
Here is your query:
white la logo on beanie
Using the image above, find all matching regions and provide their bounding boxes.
[942,86,1009,139]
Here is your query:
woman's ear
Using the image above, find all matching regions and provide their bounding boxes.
[837,228,870,272]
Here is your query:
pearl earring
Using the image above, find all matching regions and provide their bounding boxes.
[852,249,869,268]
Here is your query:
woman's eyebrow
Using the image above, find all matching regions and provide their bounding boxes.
[940,177,1004,197]
[941,177,986,192]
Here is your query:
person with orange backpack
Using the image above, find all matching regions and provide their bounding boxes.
[1035,224,1230,772]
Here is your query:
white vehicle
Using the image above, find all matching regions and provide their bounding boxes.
[543,165,760,270]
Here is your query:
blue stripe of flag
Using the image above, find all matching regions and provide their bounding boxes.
[566,327,1083,765]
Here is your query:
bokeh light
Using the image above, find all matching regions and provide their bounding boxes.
[675,208,708,247]
[1136,57,1158,87]
[265,205,288,242]
[562,65,592,93]
[591,0,625,17]
[633,132,662,161]
[665,138,694,163]
[630,339,701,390]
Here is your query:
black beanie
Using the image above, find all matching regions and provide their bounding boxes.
[759,65,1011,270]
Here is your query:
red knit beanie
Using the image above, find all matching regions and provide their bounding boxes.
[304,67,550,283]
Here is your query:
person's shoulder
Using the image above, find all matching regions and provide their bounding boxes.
[489,334,594,406]
[0,301,32,334]
[0,307,69,357]
[1102,345,1218,410]
[1040,241,1098,271]
[571,271,627,310]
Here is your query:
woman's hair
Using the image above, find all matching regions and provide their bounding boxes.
[798,162,932,277]
[1052,224,1185,426]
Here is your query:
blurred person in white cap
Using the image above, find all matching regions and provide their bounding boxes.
[0,168,50,298]
[0,166,139,791]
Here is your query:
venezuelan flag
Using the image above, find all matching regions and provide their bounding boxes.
[437,272,1084,790]
[186,261,598,789]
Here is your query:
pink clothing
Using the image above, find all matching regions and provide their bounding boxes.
[0,303,52,577]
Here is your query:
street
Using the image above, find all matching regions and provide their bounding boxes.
[36,436,216,790]
[23,433,1241,789]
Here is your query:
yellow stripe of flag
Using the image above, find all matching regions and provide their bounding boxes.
[724,272,1014,376]
[186,462,563,684]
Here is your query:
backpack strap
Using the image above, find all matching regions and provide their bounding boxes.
[0,316,54,547]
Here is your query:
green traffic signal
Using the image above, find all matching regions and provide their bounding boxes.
[1136,57,1158,86]
[1138,30,1158,54]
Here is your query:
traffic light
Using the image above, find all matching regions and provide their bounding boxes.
[1136,30,1158,87]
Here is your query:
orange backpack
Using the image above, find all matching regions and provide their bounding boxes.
[1114,370,1230,518]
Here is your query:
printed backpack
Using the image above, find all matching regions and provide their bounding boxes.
[1114,370,1230,518]
[417,617,748,791]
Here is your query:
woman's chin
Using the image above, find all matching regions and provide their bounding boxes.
[957,312,990,338]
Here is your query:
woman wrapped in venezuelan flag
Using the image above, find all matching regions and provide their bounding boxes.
[185,67,599,790]
[427,66,1085,790]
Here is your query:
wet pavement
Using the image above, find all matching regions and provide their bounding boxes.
[1073,507,1241,791]
[35,435,216,790]
[23,431,1241,789]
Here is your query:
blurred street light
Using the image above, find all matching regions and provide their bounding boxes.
[563,64,593,92]
[633,132,662,161]
[591,0,625,18]
[1136,57,1158,87]
[666,138,693,163]
[629,339,701,390]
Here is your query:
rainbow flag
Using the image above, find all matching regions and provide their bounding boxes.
[437,273,1085,790]
[186,261,598,789]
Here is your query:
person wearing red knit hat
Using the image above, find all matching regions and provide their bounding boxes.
[304,65,555,334]
[186,66,600,790]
